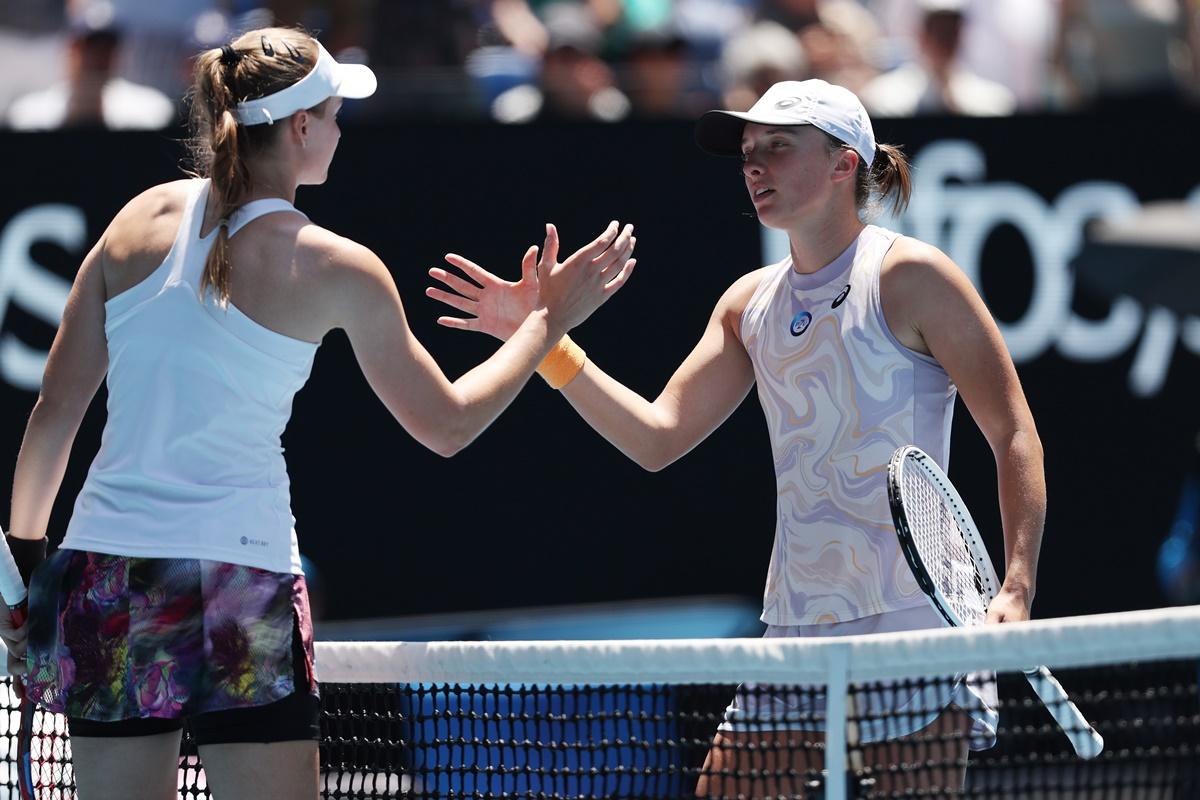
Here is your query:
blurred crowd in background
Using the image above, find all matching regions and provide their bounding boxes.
[1,0,1197,129]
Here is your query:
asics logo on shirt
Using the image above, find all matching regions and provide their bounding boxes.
[832,284,851,309]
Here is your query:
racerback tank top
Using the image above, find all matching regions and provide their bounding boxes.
[64,179,317,574]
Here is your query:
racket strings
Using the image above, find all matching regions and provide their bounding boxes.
[901,463,988,625]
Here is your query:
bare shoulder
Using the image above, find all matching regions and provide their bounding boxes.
[104,180,192,256]
[713,264,776,341]
[120,179,193,217]
[882,235,944,274]
[291,224,399,329]
[880,235,989,354]
[294,224,390,287]
[719,265,776,316]
[101,180,195,297]
[881,235,968,291]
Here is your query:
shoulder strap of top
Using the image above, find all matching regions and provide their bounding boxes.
[182,179,209,238]
[184,189,310,287]
[169,179,213,285]
[227,198,309,238]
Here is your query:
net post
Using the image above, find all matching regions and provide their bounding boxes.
[824,643,851,800]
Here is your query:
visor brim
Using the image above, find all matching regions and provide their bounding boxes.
[331,63,377,100]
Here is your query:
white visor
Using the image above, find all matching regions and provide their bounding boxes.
[234,40,376,126]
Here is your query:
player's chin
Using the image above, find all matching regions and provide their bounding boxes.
[753,207,790,230]
[300,169,331,187]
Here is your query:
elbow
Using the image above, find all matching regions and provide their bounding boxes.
[632,435,680,473]
[425,428,473,459]
[422,415,477,459]
[1006,425,1044,463]
[399,394,479,458]
[630,413,691,472]
[636,452,671,473]
[28,391,89,430]
[431,438,469,459]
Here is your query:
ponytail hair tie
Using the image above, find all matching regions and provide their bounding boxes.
[220,45,241,66]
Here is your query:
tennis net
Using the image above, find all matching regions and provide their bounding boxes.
[0,605,1197,799]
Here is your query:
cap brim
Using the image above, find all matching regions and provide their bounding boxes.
[695,110,757,157]
[331,63,377,100]
[695,110,812,157]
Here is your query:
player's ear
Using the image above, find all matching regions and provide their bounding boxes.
[289,110,309,146]
[831,148,859,183]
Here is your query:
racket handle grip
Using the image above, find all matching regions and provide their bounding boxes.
[1023,665,1105,759]
[8,601,27,628]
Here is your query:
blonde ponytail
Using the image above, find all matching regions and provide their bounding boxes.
[186,27,318,306]
[201,103,252,306]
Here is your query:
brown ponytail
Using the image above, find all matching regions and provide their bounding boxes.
[865,142,913,218]
[822,133,913,220]
[186,28,318,307]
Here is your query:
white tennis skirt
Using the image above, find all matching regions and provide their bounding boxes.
[718,605,999,749]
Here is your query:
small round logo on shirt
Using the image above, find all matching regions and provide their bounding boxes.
[240,536,248,545]
[831,284,851,309]
[789,311,812,337]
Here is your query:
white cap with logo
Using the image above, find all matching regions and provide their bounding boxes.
[695,79,876,167]
[235,40,377,126]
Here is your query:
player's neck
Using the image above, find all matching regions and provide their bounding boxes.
[787,216,866,275]
[243,156,299,205]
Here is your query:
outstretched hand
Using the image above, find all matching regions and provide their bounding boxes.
[428,221,636,340]
[427,242,542,341]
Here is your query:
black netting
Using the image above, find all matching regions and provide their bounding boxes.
[1,658,1196,799]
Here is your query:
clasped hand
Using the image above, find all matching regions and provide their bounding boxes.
[427,221,636,339]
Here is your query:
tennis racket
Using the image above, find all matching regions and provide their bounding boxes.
[0,530,33,799]
[886,445,1105,760]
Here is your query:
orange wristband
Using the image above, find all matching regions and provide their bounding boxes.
[536,335,586,389]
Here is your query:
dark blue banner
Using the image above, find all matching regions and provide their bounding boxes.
[1,109,1197,621]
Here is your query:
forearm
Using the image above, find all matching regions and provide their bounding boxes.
[10,397,86,540]
[559,361,681,472]
[994,427,1046,600]
[439,309,565,453]
[554,312,756,472]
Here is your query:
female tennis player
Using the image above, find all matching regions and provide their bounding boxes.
[428,79,1045,797]
[0,27,634,800]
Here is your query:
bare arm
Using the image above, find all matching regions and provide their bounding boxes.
[338,223,634,457]
[557,277,759,471]
[883,239,1045,622]
[430,259,764,471]
[10,238,110,541]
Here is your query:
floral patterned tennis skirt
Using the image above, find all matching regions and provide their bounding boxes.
[24,549,317,722]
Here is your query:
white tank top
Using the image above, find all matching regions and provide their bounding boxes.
[64,179,317,574]
[740,225,956,625]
